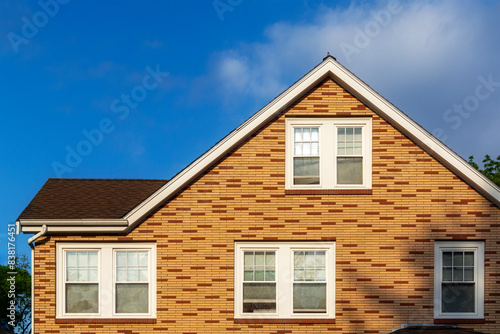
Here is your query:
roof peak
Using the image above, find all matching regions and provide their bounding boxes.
[323,51,336,61]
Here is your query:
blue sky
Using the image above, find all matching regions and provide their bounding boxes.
[1,0,500,264]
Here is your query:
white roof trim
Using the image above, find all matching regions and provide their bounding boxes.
[121,56,499,231]
[17,219,128,234]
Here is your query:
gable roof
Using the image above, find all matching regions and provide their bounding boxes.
[18,179,167,233]
[17,55,500,234]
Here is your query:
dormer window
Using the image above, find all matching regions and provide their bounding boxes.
[286,118,372,190]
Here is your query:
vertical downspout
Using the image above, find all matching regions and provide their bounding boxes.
[27,225,47,334]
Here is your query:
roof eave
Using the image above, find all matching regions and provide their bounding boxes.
[17,218,129,234]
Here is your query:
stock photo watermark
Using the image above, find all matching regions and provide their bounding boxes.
[213,0,243,22]
[339,0,403,63]
[433,74,500,142]
[6,224,17,328]
[7,0,71,53]
[51,65,169,177]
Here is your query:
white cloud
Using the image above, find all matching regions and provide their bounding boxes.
[196,0,500,158]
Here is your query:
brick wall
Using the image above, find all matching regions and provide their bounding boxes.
[32,78,500,333]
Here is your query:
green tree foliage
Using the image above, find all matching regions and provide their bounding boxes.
[468,155,500,187]
[0,255,31,334]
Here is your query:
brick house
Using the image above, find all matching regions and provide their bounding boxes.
[17,55,500,334]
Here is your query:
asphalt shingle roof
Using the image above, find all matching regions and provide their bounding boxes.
[17,178,168,220]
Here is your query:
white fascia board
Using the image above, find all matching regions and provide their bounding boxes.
[18,219,129,234]
[124,57,499,231]
[123,60,334,229]
[20,225,128,234]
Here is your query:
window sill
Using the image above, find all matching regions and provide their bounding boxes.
[434,319,485,324]
[285,189,372,195]
[234,318,335,324]
[55,318,156,324]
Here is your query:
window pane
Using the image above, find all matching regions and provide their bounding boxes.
[77,252,88,266]
[337,157,363,184]
[311,128,319,141]
[117,268,127,281]
[354,142,362,155]
[346,127,353,141]
[303,142,311,155]
[294,128,302,142]
[453,267,463,281]
[255,252,265,266]
[128,252,138,266]
[116,252,127,267]
[464,252,474,266]
[67,268,77,282]
[116,283,149,313]
[305,269,315,281]
[127,268,138,281]
[294,142,302,155]
[315,252,325,266]
[66,284,98,313]
[316,269,326,281]
[66,252,77,267]
[77,268,88,281]
[138,268,148,282]
[88,252,98,267]
[454,252,463,266]
[244,252,253,266]
[442,283,475,313]
[265,253,275,266]
[138,252,148,266]
[303,128,311,141]
[345,142,354,155]
[304,252,315,266]
[443,252,452,266]
[293,283,327,313]
[443,268,452,281]
[354,127,362,140]
[337,145,345,156]
[337,128,345,141]
[294,252,304,266]
[311,142,319,155]
[265,270,275,281]
[464,268,474,281]
[88,268,98,281]
[254,270,264,281]
[244,270,253,281]
[294,269,305,281]
[243,283,276,313]
[294,157,320,185]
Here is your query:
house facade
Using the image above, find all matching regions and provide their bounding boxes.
[18,56,500,334]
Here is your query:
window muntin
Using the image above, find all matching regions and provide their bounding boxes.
[286,118,371,190]
[56,243,156,319]
[434,241,484,319]
[293,127,320,185]
[235,242,335,319]
[65,251,99,314]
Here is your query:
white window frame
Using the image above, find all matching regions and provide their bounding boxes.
[434,241,484,319]
[56,242,156,319]
[285,118,372,189]
[234,242,335,319]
